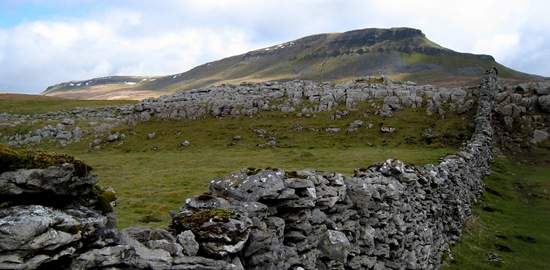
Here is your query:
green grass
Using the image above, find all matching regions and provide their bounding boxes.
[0,97,135,115]
[442,148,550,270]
[7,97,473,228]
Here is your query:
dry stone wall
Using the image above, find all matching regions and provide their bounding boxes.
[168,70,496,269]
[492,81,550,152]
[1,77,478,148]
[0,70,499,269]
[2,73,549,153]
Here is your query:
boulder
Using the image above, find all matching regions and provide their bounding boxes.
[539,95,550,113]
[177,230,200,256]
[531,129,549,145]
[0,163,97,197]
[209,169,286,201]
[0,205,108,269]
[318,230,351,262]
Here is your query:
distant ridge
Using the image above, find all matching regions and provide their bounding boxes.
[42,27,546,100]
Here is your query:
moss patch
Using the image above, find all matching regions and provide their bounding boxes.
[181,208,234,228]
[0,144,92,176]
[91,185,117,213]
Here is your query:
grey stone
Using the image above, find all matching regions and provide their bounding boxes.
[106,133,119,142]
[381,126,395,133]
[62,118,75,125]
[539,95,550,113]
[120,230,173,270]
[531,129,549,144]
[209,169,286,201]
[177,230,200,256]
[71,245,133,269]
[349,120,364,128]
[318,230,351,262]
[535,82,550,95]
[0,163,97,196]
[0,204,108,269]
[172,256,240,270]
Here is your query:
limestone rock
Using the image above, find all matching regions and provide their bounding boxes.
[0,163,97,197]
[0,205,108,269]
[539,95,550,113]
[177,230,199,256]
[531,129,549,145]
[318,230,351,262]
[209,169,286,201]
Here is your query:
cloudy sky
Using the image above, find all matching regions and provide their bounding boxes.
[0,0,548,94]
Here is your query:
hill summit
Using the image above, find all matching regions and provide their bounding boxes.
[42,27,543,100]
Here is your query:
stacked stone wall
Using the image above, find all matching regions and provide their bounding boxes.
[0,70,501,269]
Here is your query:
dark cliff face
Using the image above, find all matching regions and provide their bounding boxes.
[329,27,426,49]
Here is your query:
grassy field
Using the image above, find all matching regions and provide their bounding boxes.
[443,148,550,270]
[2,97,474,227]
[0,93,135,114]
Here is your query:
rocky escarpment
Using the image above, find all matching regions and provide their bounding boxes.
[0,70,498,269]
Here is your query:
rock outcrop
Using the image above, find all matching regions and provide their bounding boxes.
[0,70,499,269]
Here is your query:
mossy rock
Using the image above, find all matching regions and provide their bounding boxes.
[180,208,234,228]
[0,144,92,176]
[90,185,117,213]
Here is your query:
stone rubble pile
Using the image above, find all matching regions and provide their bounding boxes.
[129,78,475,123]
[0,105,134,147]
[2,77,477,148]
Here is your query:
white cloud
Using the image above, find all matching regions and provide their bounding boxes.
[0,0,549,94]
[28,21,80,48]
[473,33,520,61]
[89,59,114,77]
[0,7,260,93]
[0,29,6,62]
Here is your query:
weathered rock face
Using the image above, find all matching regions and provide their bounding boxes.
[0,69,509,269]
[0,160,120,270]
[0,163,97,197]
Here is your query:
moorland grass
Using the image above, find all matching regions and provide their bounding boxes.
[0,96,135,115]
[442,148,550,270]
[6,97,474,227]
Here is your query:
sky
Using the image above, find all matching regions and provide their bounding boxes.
[0,0,548,94]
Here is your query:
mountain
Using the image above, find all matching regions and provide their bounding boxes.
[42,27,546,100]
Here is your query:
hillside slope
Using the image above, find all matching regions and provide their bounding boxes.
[42,27,545,100]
